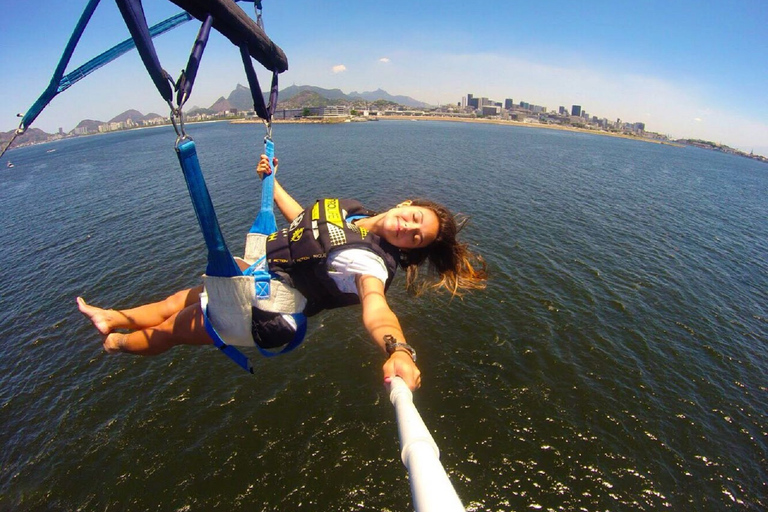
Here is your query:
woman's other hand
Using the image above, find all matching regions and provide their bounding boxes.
[256,154,277,178]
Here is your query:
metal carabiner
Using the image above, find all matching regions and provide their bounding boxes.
[170,103,191,148]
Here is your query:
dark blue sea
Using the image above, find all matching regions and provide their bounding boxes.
[1,120,766,511]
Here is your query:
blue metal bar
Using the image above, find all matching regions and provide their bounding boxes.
[20,0,102,131]
[58,12,193,94]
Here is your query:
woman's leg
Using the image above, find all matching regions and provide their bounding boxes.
[104,302,212,355]
[77,286,203,334]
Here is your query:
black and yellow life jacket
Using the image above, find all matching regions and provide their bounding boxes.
[266,198,401,316]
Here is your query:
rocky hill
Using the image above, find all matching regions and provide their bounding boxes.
[226,84,256,112]
[349,88,428,108]
[0,127,53,148]
[278,85,427,108]
[279,90,331,109]
[75,119,104,132]
[108,110,163,123]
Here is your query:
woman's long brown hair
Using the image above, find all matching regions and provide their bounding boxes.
[399,199,487,297]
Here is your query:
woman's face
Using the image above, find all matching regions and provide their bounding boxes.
[379,204,440,249]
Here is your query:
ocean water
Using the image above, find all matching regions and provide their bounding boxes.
[0,120,766,511]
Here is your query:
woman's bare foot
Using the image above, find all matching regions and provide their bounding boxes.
[103,333,126,354]
[76,297,117,336]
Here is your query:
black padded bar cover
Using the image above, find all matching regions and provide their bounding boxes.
[168,0,288,73]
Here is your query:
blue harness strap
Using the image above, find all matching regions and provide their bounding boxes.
[202,302,254,373]
[250,138,278,235]
[176,139,242,278]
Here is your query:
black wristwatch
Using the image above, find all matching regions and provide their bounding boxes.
[383,334,417,362]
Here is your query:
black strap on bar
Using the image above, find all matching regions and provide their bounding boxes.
[240,44,278,121]
[176,14,214,108]
[115,0,174,104]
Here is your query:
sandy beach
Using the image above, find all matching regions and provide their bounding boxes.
[373,115,681,147]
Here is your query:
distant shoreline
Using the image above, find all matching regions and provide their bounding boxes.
[10,116,768,164]
[376,115,683,147]
[235,114,683,148]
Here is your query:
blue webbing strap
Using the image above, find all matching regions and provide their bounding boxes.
[202,302,254,373]
[239,42,309,357]
[249,138,278,235]
[176,139,242,278]
[176,138,258,372]
[176,137,306,367]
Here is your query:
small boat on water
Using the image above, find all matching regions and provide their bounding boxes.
[6,161,13,168]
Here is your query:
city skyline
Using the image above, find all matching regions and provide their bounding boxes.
[2,1,767,155]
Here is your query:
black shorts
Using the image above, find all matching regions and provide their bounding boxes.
[251,307,298,349]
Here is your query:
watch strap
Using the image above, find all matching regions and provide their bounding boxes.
[384,335,417,362]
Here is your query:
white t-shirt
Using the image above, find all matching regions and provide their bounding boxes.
[327,247,389,294]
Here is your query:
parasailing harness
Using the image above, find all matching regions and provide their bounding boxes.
[120,0,308,372]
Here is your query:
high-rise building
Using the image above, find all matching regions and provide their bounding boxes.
[571,105,582,117]
[504,98,514,109]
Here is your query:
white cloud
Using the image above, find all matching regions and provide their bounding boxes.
[379,57,390,63]
[332,64,347,74]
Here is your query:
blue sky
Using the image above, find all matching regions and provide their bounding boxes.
[2,0,767,154]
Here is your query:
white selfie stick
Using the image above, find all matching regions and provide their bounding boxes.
[388,377,465,512]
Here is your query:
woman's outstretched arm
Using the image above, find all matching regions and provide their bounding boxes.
[357,274,422,391]
[257,154,303,223]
